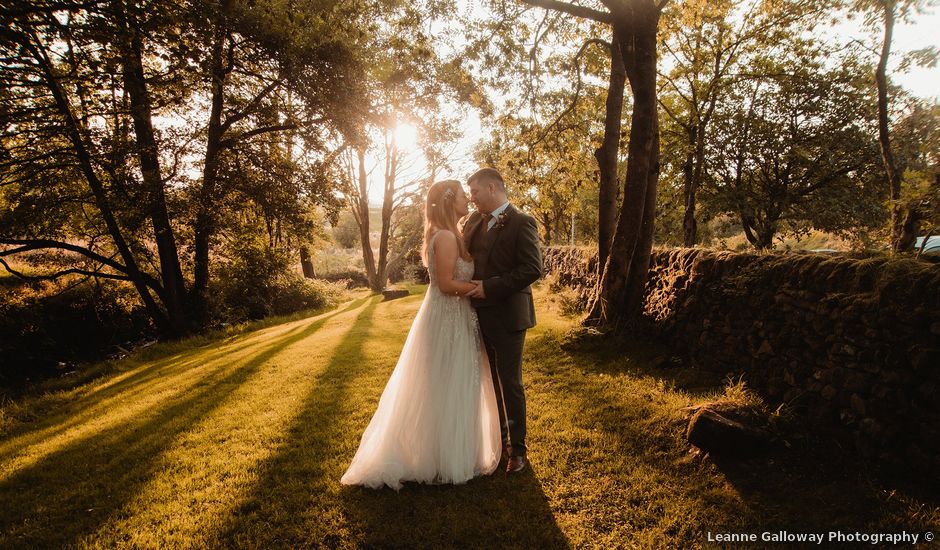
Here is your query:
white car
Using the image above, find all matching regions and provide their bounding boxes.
[914,235,940,255]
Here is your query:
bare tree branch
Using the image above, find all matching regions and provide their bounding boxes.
[0,257,136,283]
[0,1,98,18]
[219,123,298,149]
[520,0,613,24]
[528,37,610,152]
[0,238,162,290]
[220,79,282,132]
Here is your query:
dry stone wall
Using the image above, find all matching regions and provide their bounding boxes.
[543,246,940,475]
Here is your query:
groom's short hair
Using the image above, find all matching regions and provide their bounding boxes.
[468,167,506,192]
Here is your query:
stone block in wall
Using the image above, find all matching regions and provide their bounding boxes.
[842,371,872,394]
[812,368,830,383]
[850,394,867,416]
[909,346,940,372]
[881,370,901,385]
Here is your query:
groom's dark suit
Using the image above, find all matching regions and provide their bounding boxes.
[463,204,542,457]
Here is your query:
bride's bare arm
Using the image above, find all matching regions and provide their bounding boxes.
[433,230,478,297]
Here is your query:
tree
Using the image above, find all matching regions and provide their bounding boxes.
[187,0,368,324]
[0,0,371,334]
[340,1,469,291]
[476,99,601,245]
[702,49,883,249]
[342,131,454,291]
[343,148,379,285]
[658,0,735,247]
[465,4,621,259]
[507,0,670,329]
[847,0,938,252]
[892,99,940,249]
[658,0,852,248]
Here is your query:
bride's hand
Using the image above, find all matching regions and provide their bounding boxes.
[466,280,485,299]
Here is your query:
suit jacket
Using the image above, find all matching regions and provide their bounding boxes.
[463,204,542,331]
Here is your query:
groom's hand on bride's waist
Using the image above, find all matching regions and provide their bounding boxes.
[467,280,485,299]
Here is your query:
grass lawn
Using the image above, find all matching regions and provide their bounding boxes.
[0,284,937,548]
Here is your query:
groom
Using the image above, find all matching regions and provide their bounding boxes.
[464,168,542,475]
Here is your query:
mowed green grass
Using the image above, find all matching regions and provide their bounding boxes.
[0,285,937,548]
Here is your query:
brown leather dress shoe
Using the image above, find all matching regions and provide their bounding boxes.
[506,455,528,474]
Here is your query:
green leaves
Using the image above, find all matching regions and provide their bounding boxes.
[701,44,884,248]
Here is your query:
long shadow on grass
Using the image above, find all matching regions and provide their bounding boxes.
[218,294,568,548]
[0,298,367,548]
[551,331,939,537]
[0,298,369,464]
[336,322,568,546]
[340,464,570,548]
[64,297,371,419]
[559,332,726,398]
[217,296,381,547]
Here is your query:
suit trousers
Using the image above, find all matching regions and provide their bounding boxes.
[477,307,527,457]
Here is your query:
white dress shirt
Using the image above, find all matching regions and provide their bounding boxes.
[486,201,511,230]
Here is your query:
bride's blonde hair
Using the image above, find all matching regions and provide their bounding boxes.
[421,179,470,267]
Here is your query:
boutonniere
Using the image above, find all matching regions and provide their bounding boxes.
[493,210,510,231]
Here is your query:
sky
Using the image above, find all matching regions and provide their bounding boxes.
[366,4,940,206]
[833,7,939,99]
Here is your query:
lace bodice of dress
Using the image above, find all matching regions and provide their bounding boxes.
[427,230,474,286]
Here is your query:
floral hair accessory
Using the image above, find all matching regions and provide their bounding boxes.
[431,187,455,208]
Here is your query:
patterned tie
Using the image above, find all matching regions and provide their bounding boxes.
[481,212,493,235]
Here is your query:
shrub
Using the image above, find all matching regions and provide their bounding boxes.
[401,262,430,284]
[0,279,153,390]
[212,244,346,322]
[0,242,349,393]
[332,211,361,249]
[316,270,370,289]
[270,277,346,317]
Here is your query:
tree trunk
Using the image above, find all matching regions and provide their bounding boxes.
[691,131,707,239]
[375,138,397,291]
[354,149,378,287]
[570,212,576,244]
[682,124,699,247]
[193,20,228,326]
[587,7,662,329]
[22,31,170,332]
[895,207,920,252]
[741,213,758,247]
[538,212,553,244]
[742,213,775,250]
[623,109,660,316]
[594,32,626,271]
[875,3,903,253]
[300,246,316,278]
[756,223,775,250]
[113,0,189,335]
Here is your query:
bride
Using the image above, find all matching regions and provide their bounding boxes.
[340,179,501,490]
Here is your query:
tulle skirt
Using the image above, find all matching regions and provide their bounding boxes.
[340,288,501,490]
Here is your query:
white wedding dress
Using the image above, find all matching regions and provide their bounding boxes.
[341,231,501,490]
